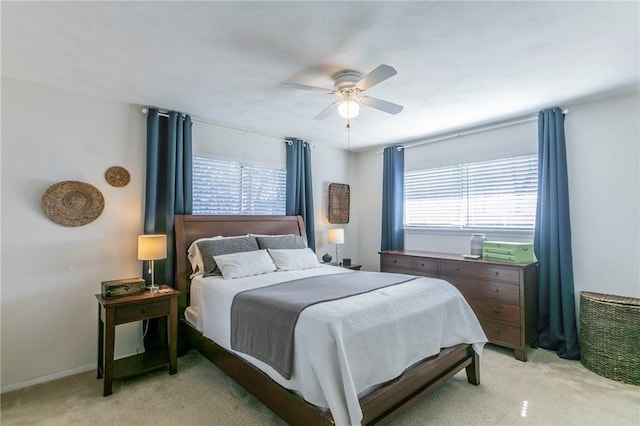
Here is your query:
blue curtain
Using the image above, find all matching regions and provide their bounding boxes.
[143,108,192,350]
[381,145,404,251]
[286,138,316,251]
[534,108,580,360]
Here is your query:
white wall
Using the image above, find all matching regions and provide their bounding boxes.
[312,144,360,266]
[564,92,639,299]
[356,149,384,271]
[356,91,640,301]
[356,120,539,271]
[1,77,146,391]
[403,119,538,253]
[192,124,359,265]
[1,78,357,391]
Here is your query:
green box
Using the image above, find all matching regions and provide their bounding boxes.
[482,241,535,263]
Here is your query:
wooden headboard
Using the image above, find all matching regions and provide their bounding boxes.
[173,214,307,311]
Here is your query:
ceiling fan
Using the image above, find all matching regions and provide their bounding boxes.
[284,64,404,120]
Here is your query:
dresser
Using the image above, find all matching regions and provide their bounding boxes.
[380,250,538,361]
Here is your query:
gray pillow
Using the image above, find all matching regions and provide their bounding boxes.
[256,235,306,250]
[197,236,259,277]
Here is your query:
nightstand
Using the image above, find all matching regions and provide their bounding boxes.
[96,285,180,396]
[342,264,362,270]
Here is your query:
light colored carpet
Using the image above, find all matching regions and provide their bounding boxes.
[2,345,638,425]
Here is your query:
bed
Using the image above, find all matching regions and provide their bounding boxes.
[174,214,486,425]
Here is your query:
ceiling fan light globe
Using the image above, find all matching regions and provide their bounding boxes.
[338,100,360,119]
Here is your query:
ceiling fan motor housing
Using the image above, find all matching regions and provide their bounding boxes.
[333,70,363,92]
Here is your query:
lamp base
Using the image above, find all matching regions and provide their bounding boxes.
[148,284,160,294]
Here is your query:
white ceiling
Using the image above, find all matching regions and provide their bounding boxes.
[2,1,638,151]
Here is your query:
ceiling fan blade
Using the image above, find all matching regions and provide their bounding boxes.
[355,65,397,91]
[284,82,336,94]
[314,101,341,120]
[359,96,404,115]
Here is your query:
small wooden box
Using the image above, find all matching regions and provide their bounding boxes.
[101,277,146,298]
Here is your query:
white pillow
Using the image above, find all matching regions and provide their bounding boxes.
[187,236,223,278]
[268,248,320,271]
[213,250,277,279]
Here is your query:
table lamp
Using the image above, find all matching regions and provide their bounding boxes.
[138,234,167,293]
[328,228,345,265]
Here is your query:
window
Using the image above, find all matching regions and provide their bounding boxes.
[192,156,286,215]
[405,155,538,231]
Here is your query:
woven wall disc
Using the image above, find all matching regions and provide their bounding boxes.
[42,181,105,227]
[105,166,130,187]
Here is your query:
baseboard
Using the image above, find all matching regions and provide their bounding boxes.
[1,347,148,394]
[1,363,96,394]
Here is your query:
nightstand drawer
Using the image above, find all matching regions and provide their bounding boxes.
[443,275,520,304]
[381,255,438,275]
[466,297,520,325]
[440,261,521,284]
[116,300,169,324]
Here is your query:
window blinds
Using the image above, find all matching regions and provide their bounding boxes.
[405,155,538,230]
[192,156,286,215]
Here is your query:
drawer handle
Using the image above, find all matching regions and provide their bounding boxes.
[141,308,147,314]
[494,308,501,314]
[456,267,461,272]
[421,263,424,266]
[394,260,397,264]
[493,271,500,276]
[494,288,500,293]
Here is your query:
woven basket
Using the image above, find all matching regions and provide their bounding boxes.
[579,291,640,385]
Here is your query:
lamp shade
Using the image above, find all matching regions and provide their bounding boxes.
[338,100,360,119]
[328,228,345,245]
[137,234,167,260]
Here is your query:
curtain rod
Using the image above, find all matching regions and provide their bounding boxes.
[141,107,287,143]
[377,109,569,153]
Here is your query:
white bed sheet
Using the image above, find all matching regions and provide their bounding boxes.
[189,265,487,426]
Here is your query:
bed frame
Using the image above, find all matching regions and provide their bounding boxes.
[174,214,480,425]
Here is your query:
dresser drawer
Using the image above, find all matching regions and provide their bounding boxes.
[466,297,520,325]
[443,275,520,304]
[480,319,521,347]
[440,261,521,284]
[116,300,169,324]
[381,255,438,276]
[382,267,438,278]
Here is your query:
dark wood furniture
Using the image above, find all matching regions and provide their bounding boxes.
[380,250,538,361]
[174,215,481,425]
[96,286,179,396]
[342,264,362,270]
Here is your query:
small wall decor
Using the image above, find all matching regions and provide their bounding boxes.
[42,180,105,227]
[328,183,350,224]
[105,166,130,187]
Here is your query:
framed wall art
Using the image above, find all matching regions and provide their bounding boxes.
[328,183,350,224]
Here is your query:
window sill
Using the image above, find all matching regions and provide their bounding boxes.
[404,226,534,240]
